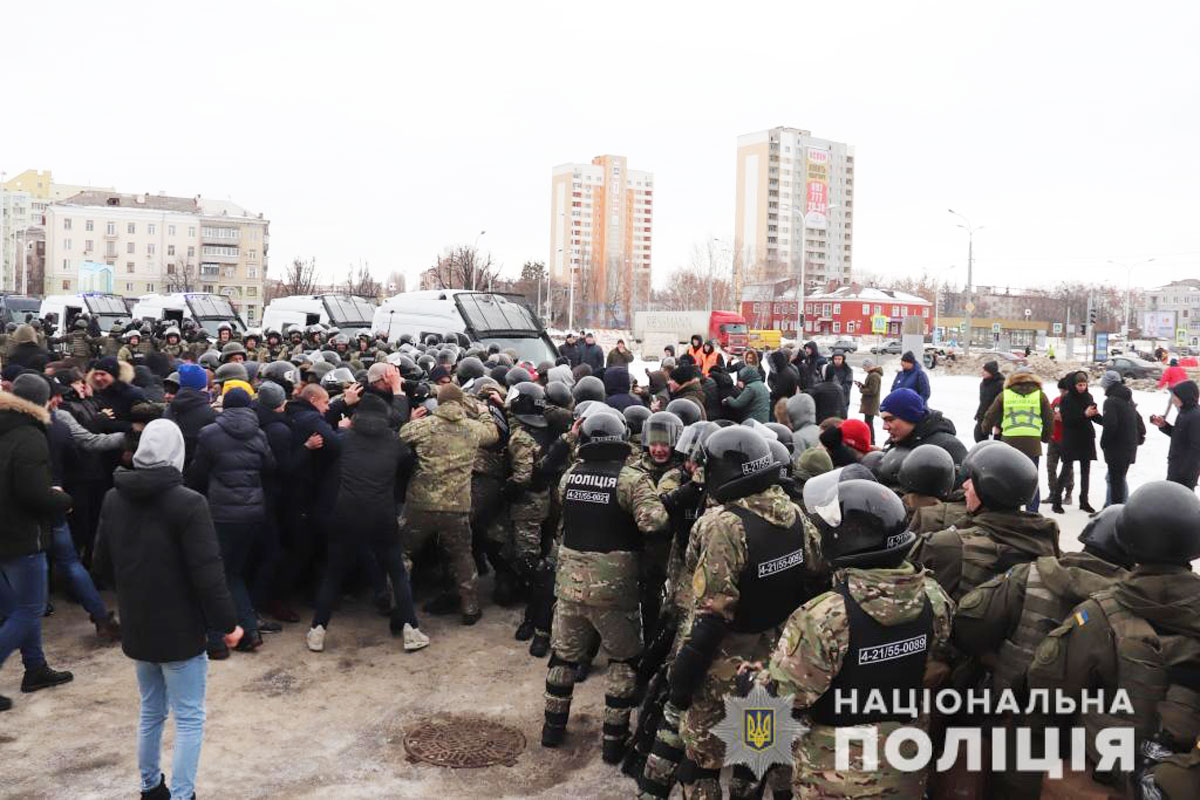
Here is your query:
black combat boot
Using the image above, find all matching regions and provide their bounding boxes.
[529,631,550,658]
[542,654,576,748]
[423,593,460,616]
[21,664,74,693]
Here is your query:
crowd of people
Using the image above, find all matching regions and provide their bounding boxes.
[1,315,1198,799]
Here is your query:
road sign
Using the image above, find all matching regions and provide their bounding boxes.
[870,314,888,334]
[964,301,976,313]
[991,322,1002,334]
[1052,322,1063,334]
[1177,328,1188,344]
[959,321,969,332]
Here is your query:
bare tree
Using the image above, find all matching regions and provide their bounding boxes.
[425,245,501,290]
[276,257,318,297]
[163,259,198,293]
[384,270,406,296]
[344,262,383,299]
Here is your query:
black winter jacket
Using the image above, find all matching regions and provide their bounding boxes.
[1058,385,1098,462]
[767,351,799,406]
[8,341,50,371]
[894,408,968,467]
[94,380,147,425]
[793,341,827,393]
[975,373,1006,423]
[824,359,854,411]
[559,341,582,368]
[93,465,237,663]
[1161,380,1200,489]
[0,393,72,559]
[332,405,414,537]
[1099,383,1140,466]
[187,408,276,523]
[579,342,605,372]
[285,397,342,512]
[164,388,216,468]
[810,380,847,426]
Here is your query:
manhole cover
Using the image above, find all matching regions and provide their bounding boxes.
[403,715,526,768]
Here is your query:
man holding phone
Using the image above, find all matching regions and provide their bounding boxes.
[1150,379,1200,490]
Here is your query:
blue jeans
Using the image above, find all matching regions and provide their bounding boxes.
[0,552,48,672]
[136,653,208,797]
[1026,455,1041,513]
[49,521,108,621]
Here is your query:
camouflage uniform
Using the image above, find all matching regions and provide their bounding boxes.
[543,456,668,754]
[158,339,186,359]
[908,509,1059,602]
[906,499,971,534]
[766,564,953,799]
[1027,565,1200,791]
[633,453,684,641]
[135,336,155,357]
[99,330,123,358]
[952,551,1126,798]
[507,421,554,582]
[263,342,290,362]
[60,329,99,361]
[117,344,137,363]
[400,395,499,616]
[657,486,826,799]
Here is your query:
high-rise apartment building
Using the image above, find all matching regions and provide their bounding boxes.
[733,127,855,295]
[44,192,270,323]
[549,155,653,327]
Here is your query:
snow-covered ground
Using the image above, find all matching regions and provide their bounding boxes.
[628,355,1181,551]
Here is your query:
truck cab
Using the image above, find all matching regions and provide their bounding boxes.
[709,310,748,354]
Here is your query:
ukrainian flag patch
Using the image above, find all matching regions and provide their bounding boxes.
[1074,610,1089,626]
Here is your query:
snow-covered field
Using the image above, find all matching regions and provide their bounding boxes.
[629,354,1180,551]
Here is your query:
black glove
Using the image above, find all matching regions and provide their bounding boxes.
[660,480,702,518]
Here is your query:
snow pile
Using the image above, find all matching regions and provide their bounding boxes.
[937,352,1090,382]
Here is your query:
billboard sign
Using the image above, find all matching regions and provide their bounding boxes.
[804,148,830,230]
[78,261,113,294]
[1141,311,1176,339]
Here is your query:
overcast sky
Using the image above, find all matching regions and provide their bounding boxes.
[7,1,1198,293]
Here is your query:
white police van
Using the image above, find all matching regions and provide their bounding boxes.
[262,294,377,338]
[38,293,131,332]
[130,292,245,338]
[373,290,558,363]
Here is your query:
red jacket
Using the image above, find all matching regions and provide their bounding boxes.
[1051,395,1064,443]
[1159,365,1188,389]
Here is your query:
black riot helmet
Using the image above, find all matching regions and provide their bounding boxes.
[1077,505,1134,569]
[489,365,510,383]
[572,399,597,420]
[959,439,1002,484]
[703,426,778,502]
[898,444,956,500]
[505,366,532,387]
[578,411,631,461]
[508,381,548,428]
[417,354,436,374]
[877,446,909,486]
[623,404,651,436]
[764,423,795,454]
[642,411,684,451]
[963,442,1037,511]
[665,398,702,426]
[424,333,442,346]
[456,356,486,384]
[545,381,573,409]
[572,375,606,403]
[1117,481,1200,566]
[804,474,911,568]
[767,438,792,480]
[860,450,885,479]
[261,360,299,392]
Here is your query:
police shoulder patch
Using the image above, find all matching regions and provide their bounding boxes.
[693,568,707,599]
[1033,636,1060,666]
[959,589,984,611]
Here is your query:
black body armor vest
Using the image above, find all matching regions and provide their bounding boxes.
[562,460,641,554]
[725,506,808,634]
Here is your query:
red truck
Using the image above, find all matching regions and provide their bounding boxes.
[633,310,749,355]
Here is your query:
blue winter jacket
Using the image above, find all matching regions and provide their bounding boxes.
[891,355,931,401]
[187,407,276,524]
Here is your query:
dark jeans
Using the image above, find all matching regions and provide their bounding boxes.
[313,520,417,630]
[0,552,48,671]
[863,414,875,445]
[1053,458,1090,505]
[207,522,260,647]
[1105,459,1130,506]
[274,507,324,604]
[1046,441,1074,500]
[49,520,108,620]
[1026,455,1041,513]
[67,478,108,567]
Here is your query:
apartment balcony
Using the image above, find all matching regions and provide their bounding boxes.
[201,247,240,263]
[201,228,240,244]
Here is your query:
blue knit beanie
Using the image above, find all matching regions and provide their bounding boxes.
[880,388,926,423]
[177,363,208,391]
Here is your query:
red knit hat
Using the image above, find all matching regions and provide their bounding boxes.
[840,419,872,454]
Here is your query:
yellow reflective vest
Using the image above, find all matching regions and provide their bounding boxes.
[1000,388,1042,437]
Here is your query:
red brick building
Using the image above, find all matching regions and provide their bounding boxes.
[741,282,931,337]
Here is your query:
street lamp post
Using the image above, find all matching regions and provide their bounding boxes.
[948,209,983,356]
[1108,258,1155,339]
[933,265,957,345]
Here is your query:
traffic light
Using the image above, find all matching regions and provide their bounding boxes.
[1088,308,1097,325]
[1078,323,1087,336]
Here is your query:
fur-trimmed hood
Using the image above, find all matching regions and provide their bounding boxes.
[0,390,50,426]
[1004,369,1041,392]
[87,360,136,386]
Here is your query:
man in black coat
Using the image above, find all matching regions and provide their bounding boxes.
[93,418,240,799]
[792,340,826,393]
[1050,371,1100,513]
[163,363,215,469]
[91,356,147,427]
[0,375,76,710]
[1097,370,1141,505]
[766,349,799,407]
[559,333,582,368]
[1151,379,1200,490]
[974,360,1005,442]
[187,387,275,656]
[810,373,848,426]
[578,332,605,373]
[6,324,50,372]
[307,394,426,652]
[251,381,293,621]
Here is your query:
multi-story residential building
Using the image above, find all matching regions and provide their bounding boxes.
[1141,280,1200,345]
[549,154,653,327]
[742,282,928,337]
[733,127,854,296]
[43,191,269,323]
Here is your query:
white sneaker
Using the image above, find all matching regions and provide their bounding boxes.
[306,625,326,652]
[403,624,429,652]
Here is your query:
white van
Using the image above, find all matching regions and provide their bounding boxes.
[373,290,558,364]
[38,293,131,332]
[262,294,377,338]
[130,292,245,338]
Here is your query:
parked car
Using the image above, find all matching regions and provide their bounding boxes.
[831,338,858,353]
[1106,356,1161,380]
[870,340,902,355]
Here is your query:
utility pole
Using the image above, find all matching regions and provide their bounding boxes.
[949,209,983,356]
